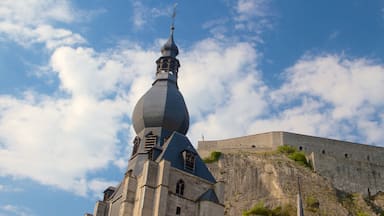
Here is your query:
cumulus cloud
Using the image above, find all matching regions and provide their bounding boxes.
[131,0,172,28]
[203,0,274,42]
[0,44,158,196]
[0,0,75,24]
[0,204,34,216]
[227,54,383,145]
[0,92,128,196]
[0,0,85,49]
[88,179,119,199]
[236,0,269,20]
[267,55,384,144]
[234,0,274,38]
[179,39,267,140]
[0,184,23,192]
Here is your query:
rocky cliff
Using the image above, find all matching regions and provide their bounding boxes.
[205,151,384,216]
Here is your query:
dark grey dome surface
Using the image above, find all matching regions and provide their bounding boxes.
[161,28,179,58]
[132,79,189,135]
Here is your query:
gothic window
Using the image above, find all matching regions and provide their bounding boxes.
[176,179,184,196]
[176,206,181,215]
[182,151,195,172]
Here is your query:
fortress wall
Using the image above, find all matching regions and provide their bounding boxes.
[197,132,282,158]
[281,132,384,195]
[197,131,384,196]
[312,153,384,195]
[281,132,384,166]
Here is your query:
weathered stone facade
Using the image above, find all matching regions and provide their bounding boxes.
[91,160,224,216]
[198,131,384,196]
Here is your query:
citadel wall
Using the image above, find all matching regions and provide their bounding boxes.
[197,131,384,196]
[198,132,282,158]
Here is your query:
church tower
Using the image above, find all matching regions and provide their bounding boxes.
[89,22,224,216]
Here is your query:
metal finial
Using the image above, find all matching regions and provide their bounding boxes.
[171,3,177,31]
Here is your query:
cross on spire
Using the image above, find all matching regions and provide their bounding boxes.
[171,3,177,31]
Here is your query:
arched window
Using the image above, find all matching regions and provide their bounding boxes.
[176,206,181,215]
[176,179,185,196]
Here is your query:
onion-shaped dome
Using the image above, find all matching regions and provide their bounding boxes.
[132,80,189,135]
[132,24,188,135]
[161,26,179,58]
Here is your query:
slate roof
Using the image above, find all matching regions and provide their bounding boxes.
[156,132,216,183]
[132,79,189,135]
[198,189,220,204]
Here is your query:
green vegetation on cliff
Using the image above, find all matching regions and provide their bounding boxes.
[242,202,293,216]
[277,145,311,168]
[203,151,222,163]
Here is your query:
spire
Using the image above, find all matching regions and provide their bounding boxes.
[160,4,179,58]
[156,4,180,76]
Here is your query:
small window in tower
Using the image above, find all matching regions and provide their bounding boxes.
[322,150,325,154]
[299,146,303,151]
[131,136,140,156]
[344,153,348,158]
[176,179,184,196]
[183,151,195,172]
[144,132,157,152]
[176,206,181,215]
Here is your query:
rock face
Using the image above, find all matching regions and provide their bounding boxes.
[206,151,384,216]
[199,132,384,199]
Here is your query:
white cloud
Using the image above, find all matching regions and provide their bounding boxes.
[179,38,266,141]
[0,184,23,192]
[277,55,384,119]
[184,51,384,147]
[88,179,119,199]
[236,0,269,20]
[0,0,75,25]
[0,0,85,49]
[249,54,384,145]
[0,94,128,196]
[0,44,158,196]
[0,23,85,49]
[0,205,34,216]
[234,0,274,37]
[131,1,172,28]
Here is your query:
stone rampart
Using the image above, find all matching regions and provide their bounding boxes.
[197,131,384,196]
[197,132,282,158]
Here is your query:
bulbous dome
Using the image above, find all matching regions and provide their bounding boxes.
[161,27,179,57]
[132,79,189,135]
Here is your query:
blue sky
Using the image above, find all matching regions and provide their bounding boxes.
[0,0,383,215]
